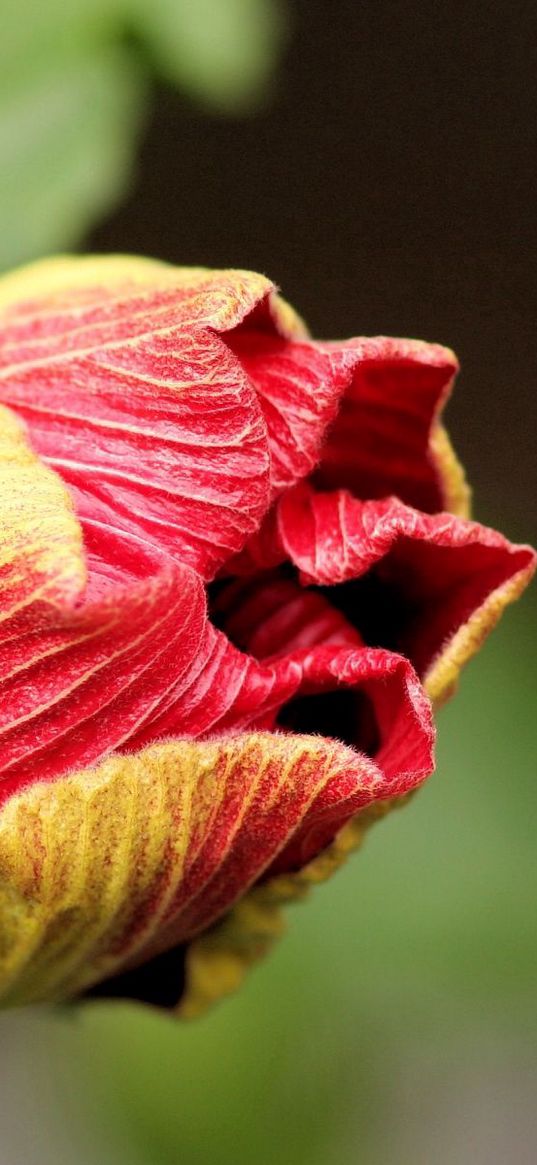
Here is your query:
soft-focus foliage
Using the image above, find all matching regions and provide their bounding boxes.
[132,0,286,112]
[0,0,286,269]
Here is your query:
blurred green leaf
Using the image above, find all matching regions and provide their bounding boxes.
[0,0,286,270]
[0,47,146,270]
[131,0,287,113]
[0,0,122,67]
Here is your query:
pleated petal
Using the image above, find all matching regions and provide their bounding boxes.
[0,257,304,581]
[226,333,466,515]
[0,732,385,1007]
[0,525,205,799]
[0,393,268,799]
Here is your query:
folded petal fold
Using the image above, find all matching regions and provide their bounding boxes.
[0,257,305,581]
[210,572,436,813]
[314,337,468,515]
[254,483,535,702]
[226,330,349,498]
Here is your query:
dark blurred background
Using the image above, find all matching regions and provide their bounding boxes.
[1,2,536,1163]
[93,0,537,543]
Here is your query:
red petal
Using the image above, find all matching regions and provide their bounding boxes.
[250,482,536,701]
[226,329,349,499]
[226,333,464,514]
[0,262,293,581]
[0,526,206,801]
[314,337,463,513]
[111,640,434,968]
[270,644,434,793]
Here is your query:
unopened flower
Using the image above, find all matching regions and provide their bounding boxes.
[0,256,533,1015]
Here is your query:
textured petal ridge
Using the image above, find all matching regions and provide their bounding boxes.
[0,732,386,1008]
[0,257,307,582]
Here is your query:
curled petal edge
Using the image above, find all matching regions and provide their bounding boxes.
[0,731,392,1009]
[424,556,536,705]
[0,254,307,338]
[0,256,309,582]
[232,483,536,708]
[315,337,465,516]
[180,553,536,1019]
[429,423,471,519]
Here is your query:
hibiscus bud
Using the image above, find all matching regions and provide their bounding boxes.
[0,256,533,1016]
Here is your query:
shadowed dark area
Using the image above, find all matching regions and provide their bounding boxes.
[208,566,403,751]
[92,0,537,546]
[277,687,380,756]
[320,571,415,657]
[85,944,187,1010]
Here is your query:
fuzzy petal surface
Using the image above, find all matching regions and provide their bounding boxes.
[0,257,304,581]
[0,732,387,1007]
